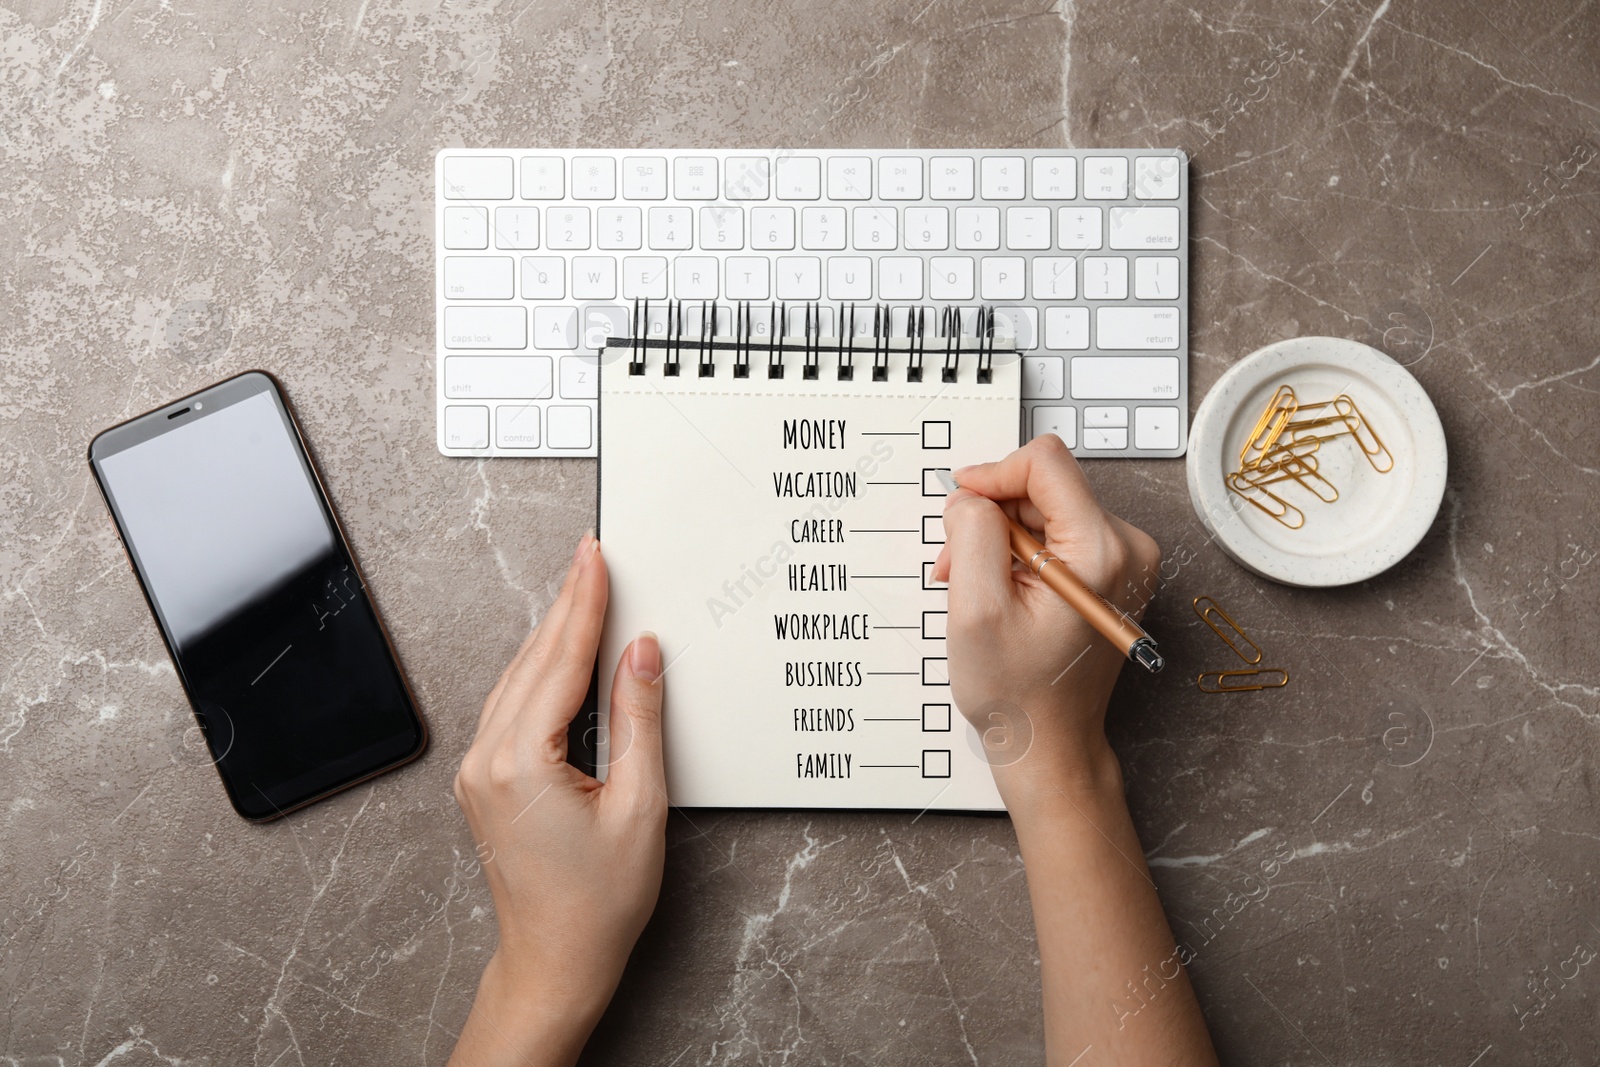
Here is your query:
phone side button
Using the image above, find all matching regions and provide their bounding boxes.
[443,405,490,450]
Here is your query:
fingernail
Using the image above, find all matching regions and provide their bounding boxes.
[629,631,661,681]
[572,530,595,563]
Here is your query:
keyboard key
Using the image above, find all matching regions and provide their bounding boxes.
[1083,405,1127,427]
[547,406,592,449]
[878,157,923,199]
[1083,257,1128,299]
[674,157,718,199]
[1032,405,1076,448]
[581,305,628,349]
[750,207,795,250]
[954,207,1000,250]
[1095,307,1180,349]
[699,206,744,249]
[647,207,692,250]
[1059,207,1103,249]
[1032,257,1076,300]
[546,207,591,250]
[444,306,526,349]
[1134,156,1181,200]
[801,207,846,250]
[878,257,923,300]
[726,257,770,299]
[1071,355,1180,398]
[597,207,642,249]
[571,157,615,199]
[775,257,821,299]
[1023,356,1065,399]
[519,156,563,199]
[1044,306,1089,349]
[1083,156,1128,199]
[852,207,897,250]
[520,257,564,299]
[571,257,617,299]
[560,355,598,399]
[493,207,539,249]
[533,306,578,349]
[980,157,1026,199]
[622,156,667,199]
[443,155,513,199]
[444,355,553,398]
[980,257,1025,300]
[1134,405,1182,449]
[443,206,489,249]
[1005,206,1051,250]
[1134,256,1180,299]
[1109,206,1180,250]
[1083,427,1128,449]
[929,257,974,300]
[1032,157,1076,199]
[905,207,949,250]
[675,257,718,299]
[496,404,540,448]
[444,405,489,448]
[444,256,513,300]
[725,157,770,200]
[775,156,821,199]
[827,157,872,200]
[826,256,872,300]
[991,306,1037,349]
[622,257,668,299]
[929,157,975,199]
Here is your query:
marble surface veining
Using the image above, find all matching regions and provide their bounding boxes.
[3,0,1598,1062]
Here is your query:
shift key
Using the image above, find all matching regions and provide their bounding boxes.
[445,356,553,399]
[444,306,527,349]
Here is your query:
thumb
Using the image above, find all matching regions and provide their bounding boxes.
[941,488,1019,620]
[604,632,667,806]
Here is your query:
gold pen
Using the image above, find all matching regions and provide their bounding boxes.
[936,470,1164,673]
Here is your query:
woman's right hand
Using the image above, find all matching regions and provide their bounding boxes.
[930,435,1162,803]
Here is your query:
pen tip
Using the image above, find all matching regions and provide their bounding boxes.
[935,469,960,494]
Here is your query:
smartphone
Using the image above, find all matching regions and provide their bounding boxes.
[88,371,427,821]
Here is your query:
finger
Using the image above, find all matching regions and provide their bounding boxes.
[931,541,952,583]
[476,623,542,735]
[954,435,1102,544]
[502,540,610,746]
[478,531,595,739]
[941,488,1020,620]
[602,632,666,809]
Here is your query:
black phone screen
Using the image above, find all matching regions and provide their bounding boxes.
[90,373,424,819]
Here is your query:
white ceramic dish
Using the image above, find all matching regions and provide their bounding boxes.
[1186,336,1447,587]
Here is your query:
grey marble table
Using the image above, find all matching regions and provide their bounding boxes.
[4,0,1598,1062]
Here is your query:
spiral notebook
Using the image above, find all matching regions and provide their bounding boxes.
[597,302,1020,810]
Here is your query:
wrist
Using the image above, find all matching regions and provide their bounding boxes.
[991,729,1124,825]
[457,950,609,1067]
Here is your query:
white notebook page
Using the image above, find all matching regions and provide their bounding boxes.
[598,341,1020,809]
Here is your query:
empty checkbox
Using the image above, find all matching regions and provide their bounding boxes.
[922,657,949,686]
[921,611,948,639]
[921,749,952,778]
[922,420,952,449]
[922,468,951,496]
[921,515,945,544]
[922,703,952,732]
[921,562,945,590]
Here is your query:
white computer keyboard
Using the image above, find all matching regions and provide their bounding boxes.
[434,149,1188,458]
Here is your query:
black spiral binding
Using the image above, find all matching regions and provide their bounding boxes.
[617,300,1001,384]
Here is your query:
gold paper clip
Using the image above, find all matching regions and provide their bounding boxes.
[1192,596,1263,664]
[1238,385,1298,470]
[1197,668,1290,693]
[1226,472,1306,529]
[1240,451,1339,503]
[1332,394,1395,473]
